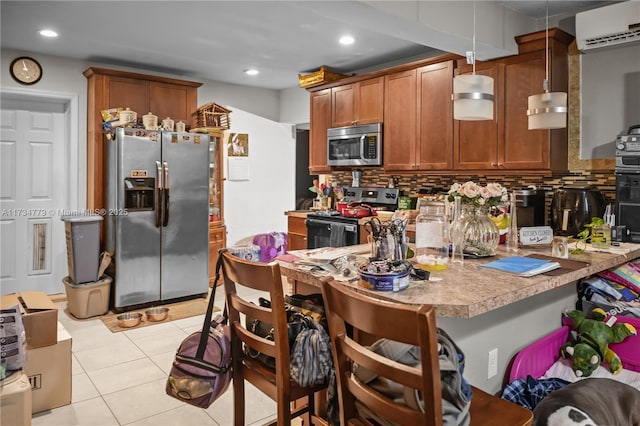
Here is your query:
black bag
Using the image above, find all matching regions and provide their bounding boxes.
[245,298,308,368]
[285,293,328,331]
[165,251,232,408]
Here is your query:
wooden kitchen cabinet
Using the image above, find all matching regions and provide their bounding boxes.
[384,61,454,171]
[208,129,227,286]
[453,61,500,171]
[453,28,571,173]
[84,67,200,211]
[331,77,384,127]
[498,28,571,172]
[383,69,417,171]
[287,215,308,250]
[309,89,332,173]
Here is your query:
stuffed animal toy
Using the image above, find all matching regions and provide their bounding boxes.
[561,308,637,377]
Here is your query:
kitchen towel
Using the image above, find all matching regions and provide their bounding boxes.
[329,223,347,247]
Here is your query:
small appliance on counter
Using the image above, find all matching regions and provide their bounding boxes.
[514,187,546,227]
[550,185,605,236]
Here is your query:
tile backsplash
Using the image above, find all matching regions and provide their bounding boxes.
[327,169,616,226]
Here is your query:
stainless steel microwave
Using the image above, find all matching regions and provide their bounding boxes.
[327,123,382,166]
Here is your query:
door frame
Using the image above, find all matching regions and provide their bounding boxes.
[1,87,82,209]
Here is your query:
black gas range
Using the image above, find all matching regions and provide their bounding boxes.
[306,187,399,249]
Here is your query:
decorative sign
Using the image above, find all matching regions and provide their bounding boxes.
[519,226,554,246]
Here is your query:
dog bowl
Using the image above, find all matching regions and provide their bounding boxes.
[116,312,143,328]
[145,307,169,322]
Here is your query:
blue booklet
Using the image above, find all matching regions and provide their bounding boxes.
[480,256,560,277]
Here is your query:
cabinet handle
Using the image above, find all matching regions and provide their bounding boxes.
[497,162,503,168]
[491,162,498,167]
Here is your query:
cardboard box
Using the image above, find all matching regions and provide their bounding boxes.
[0,291,58,348]
[0,370,32,426]
[25,322,71,414]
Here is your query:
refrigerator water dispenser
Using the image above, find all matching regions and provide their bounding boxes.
[124,177,155,211]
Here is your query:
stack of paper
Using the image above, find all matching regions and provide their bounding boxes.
[287,247,351,263]
[480,256,560,277]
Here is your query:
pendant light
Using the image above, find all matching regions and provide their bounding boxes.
[527,0,567,129]
[452,0,494,121]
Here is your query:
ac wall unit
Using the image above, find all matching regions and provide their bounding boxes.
[575,1,640,52]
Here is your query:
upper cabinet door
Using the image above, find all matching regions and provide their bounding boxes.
[383,69,417,171]
[416,61,454,170]
[499,51,550,170]
[108,76,150,118]
[331,84,356,127]
[331,77,383,127]
[309,89,332,173]
[453,62,500,170]
[150,82,197,125]
[355,77,384,125]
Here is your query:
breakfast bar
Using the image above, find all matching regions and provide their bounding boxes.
[279,244,640,393]
[280,244,640,318]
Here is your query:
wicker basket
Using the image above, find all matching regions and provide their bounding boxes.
[192,103,232,130]
[298,66,349,89]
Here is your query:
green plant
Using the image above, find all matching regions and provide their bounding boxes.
[569,217,605,254]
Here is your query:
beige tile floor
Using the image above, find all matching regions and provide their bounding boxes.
[33,286,280,426]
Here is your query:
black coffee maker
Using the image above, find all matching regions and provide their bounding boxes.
[551,185,605,236]
[514,188,545,227]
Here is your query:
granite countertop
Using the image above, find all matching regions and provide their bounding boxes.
[279,243,640,319]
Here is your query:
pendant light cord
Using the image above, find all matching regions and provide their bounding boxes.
[472,0,476,75]
[544,0,549,92]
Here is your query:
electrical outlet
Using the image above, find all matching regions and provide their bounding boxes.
[488,348,498,379]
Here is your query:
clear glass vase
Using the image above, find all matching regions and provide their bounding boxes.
[456,204,500,257]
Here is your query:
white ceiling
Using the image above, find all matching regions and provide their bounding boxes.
[1,1,614,90]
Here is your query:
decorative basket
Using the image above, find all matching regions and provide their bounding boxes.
[192,102,232,130]
[298,66,349,89]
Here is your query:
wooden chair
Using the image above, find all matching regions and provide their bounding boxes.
[221,250,327,426]
[320,279,533,426]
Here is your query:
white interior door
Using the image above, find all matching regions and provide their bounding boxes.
[1,107,67,295]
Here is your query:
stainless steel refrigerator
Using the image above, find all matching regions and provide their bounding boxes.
[105,127,210,310]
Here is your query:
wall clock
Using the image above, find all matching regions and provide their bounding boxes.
[10,56,43,85]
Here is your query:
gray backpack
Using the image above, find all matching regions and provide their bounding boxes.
[353,328,472,426]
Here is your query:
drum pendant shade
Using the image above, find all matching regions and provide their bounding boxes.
[527,92,567,129]
[453,74,494,121]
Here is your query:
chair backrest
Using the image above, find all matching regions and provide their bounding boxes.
[221,251,292,384]
[321,279,443,426]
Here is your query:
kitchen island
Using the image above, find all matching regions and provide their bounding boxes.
[279,243,640,393]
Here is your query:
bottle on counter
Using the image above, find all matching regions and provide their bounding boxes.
[507,191,519,252]
[328,185,337,210]
[415,202,448,271]
[449,196,464,265]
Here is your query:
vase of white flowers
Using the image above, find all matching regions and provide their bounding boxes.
[448,182,508,257]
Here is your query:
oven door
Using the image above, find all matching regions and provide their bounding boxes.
[306,217,359,249]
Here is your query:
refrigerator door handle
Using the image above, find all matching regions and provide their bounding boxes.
[155,161,163,228]
[162,161,170,227]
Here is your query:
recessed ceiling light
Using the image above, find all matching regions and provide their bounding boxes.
[39,29,58,38]
[339,35,355,45]
[244,69,259,76]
